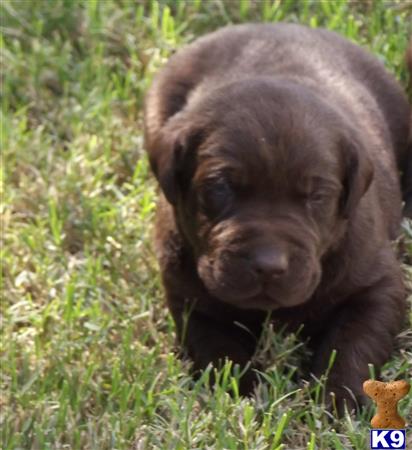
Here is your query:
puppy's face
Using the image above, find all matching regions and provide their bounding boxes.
[149,80,373,310]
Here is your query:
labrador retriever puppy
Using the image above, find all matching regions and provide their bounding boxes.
[144,23,411,412]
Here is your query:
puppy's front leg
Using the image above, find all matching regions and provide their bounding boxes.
[310,277,405,413]
[171,303,261,395]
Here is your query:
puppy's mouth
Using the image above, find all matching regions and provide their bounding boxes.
[198,254,321,311]
[230,281,318,310]
[205,286,285,311]
[237,291,282,310]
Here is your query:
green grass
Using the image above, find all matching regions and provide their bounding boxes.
[1,1,412,449]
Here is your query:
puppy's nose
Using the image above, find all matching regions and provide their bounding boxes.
[253,247,288,278]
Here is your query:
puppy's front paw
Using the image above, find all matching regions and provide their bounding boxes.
[326,384,369,416]
[236,367,260,396]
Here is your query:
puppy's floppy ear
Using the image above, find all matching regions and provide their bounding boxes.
[340,132,374,219]
[147,119,203,205]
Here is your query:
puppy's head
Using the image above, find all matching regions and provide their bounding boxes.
[149,78,373,310]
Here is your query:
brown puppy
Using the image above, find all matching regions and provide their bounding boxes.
[404,38,412,217]
[144,24,411,412]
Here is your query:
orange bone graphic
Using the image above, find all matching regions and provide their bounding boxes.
[363,380,410,429]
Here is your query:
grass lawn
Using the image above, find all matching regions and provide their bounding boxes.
[2,1,412,449]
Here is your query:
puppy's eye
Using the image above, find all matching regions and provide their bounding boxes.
[200,179,233,217]
[305,190,329,208]
[308,191,327,203]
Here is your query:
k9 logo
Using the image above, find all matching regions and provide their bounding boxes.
[370,429,406,449]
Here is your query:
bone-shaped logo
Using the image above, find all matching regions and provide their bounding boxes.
[363,379,410,429]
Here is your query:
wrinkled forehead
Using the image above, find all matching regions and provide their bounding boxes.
[195,113,342,190]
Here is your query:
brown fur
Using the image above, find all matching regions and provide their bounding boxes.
[144,24,411,413]
[403,37,412,216]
